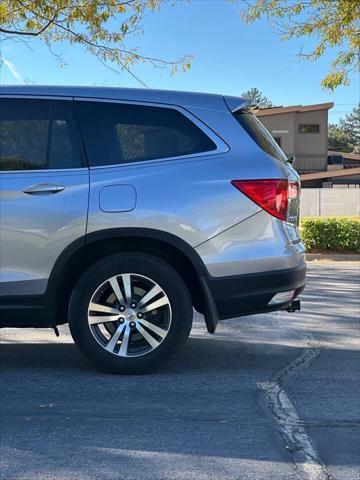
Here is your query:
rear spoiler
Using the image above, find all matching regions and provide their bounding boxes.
[223,95,254,114]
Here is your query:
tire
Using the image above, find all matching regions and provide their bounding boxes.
[69,252,193,373]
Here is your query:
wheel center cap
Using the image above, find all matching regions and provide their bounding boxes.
[125,309,136,321]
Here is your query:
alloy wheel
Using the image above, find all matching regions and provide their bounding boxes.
[87,273,172,357]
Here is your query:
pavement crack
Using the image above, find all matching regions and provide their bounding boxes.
[259,318,331,480]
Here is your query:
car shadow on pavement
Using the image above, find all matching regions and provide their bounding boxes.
[0,332,303,375]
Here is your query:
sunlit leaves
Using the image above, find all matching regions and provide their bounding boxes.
[242,0,360,91]
[0,0,192,85]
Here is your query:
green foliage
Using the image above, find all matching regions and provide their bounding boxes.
[0,1,192,86]
[328,123,353,153]
[328,104,360,153]
[241,87,273,108]
[300,217,360,253]
[241,0,360,91]
[339,104,360,152]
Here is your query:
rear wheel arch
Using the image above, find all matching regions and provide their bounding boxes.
[47,228,210,325]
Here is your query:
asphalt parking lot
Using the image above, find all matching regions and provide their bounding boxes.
[1,262,359,480]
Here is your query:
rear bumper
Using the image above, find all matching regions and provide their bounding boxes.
[205,263,306,320]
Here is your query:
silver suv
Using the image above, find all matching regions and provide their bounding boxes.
[0,86,306,373]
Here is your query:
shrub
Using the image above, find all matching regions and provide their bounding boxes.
[300,217,360,253]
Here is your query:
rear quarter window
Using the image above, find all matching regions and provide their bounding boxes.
[76,101,217,167]
[234,111,288,164]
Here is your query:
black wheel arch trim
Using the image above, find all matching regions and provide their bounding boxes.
[87,228,208,273]
[46,227,218,333]
[48,227,208,289]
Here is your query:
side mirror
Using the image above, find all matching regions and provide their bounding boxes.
[287,156,295,165]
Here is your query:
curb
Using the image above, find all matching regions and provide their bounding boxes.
[306,253,360,262]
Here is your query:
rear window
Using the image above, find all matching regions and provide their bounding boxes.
[233,111,288,164]
[76,101,217,167]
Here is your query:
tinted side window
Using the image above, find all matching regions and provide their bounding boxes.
[234,111,288,164]
[0,98,82,171]
[76,101,217,166]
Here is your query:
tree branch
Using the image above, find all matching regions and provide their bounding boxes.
[0,0,191,87]
[0,10,58,37]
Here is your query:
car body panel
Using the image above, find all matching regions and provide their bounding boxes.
[0,169,89,296]
[86,154,263,249]
[195,210,305,277]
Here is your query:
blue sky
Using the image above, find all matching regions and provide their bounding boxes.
[0,1,358,123]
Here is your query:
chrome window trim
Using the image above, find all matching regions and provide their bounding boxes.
[0,94,73,101]
[0,167,88,176]
[74,96,229,169]
[88,151,228,173]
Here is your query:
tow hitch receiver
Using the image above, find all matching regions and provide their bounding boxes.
[286,300,301,312]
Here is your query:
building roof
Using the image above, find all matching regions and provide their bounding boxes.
[301,167,360,181]
[256,102,334,116]
[328,151,360,162]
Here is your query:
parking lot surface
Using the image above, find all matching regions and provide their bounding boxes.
[1,262,359,480]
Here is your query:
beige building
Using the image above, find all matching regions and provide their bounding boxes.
[256,103,333,173]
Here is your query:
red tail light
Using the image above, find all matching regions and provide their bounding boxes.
[231,179,295,221]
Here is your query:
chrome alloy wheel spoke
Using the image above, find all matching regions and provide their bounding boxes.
[137,318,168,339]
[118,324,131,357]
[89,315,120,325]
[105,323,126,353]
[122,274,132,305]
[137,284,163,309]
[136,323,160,350]
[89,302,120,315]
[139,296,170,314]
[88,301,120,325]
[108,276,126,306]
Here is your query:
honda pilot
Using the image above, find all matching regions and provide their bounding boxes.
[0,86,306,373]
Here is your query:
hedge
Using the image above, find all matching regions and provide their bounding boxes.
[300,217,360,253]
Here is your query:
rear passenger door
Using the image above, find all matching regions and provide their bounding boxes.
[0,97,89,297]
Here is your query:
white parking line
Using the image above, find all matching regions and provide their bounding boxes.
[260,380,329,480]
[259,324,330,480]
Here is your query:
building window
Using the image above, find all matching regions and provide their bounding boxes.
[299,124,320,134]
[273,136,281,147]
[328,154,343,165]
